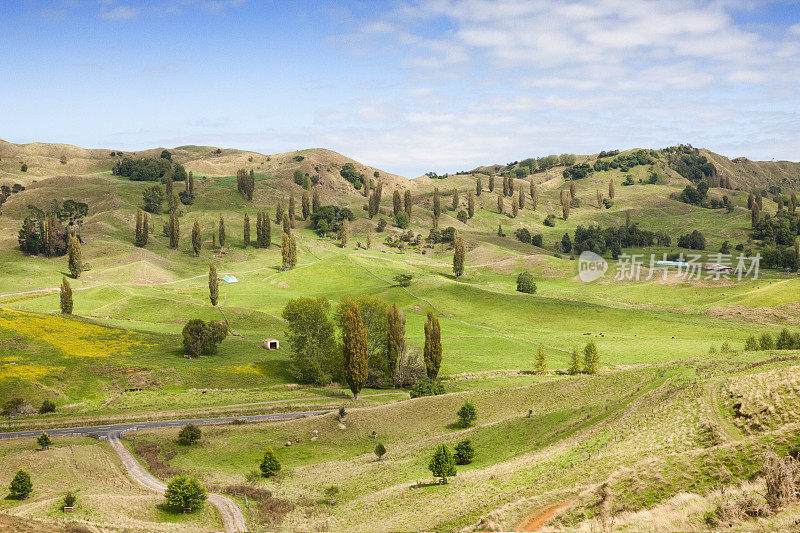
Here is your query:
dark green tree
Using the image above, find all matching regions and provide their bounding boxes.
[282,297,339,384]
[260,448,281,477]
[218,215,226,249]
[583,340,600,374]
[453,233,465,278]
[386,304,405,384]
[208,263,218,306]
[191,220,202,256]
[164,474,206,512]
[9,469,32,499]
[312,188,321,214]
[67,235,82,278]
[60,277,73,314]
[302,190,310,220]
[169,211,179,249]
[374,442,386,460]
[428,444,456,484]
[142,184,164,214]
[457,400,477,427]
[404,189,412,218]
[37,433,52,449]
[177,424,202,445]
[243,213,250,248]
[181,319,227,357]
[342,303,368,399]
[433,187,441,219]
[454,439,474,465]
[393,190,402,216]
[423,312,442,379]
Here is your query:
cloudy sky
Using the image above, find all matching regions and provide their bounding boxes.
[1,0,799,177]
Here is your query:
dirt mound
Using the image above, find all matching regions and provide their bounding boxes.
[706,301,800,325]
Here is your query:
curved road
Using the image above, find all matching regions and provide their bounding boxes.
[0,410,330,533]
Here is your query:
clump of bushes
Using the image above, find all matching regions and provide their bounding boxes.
[516,272,537,294]
[409,378,445,398]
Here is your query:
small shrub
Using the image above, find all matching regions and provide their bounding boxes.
[374,443,386,460]
[544,214,557,227]
[20,163,28,172]
[456,210,468,223]
[428,444,456,484]
[409,378,445,398]
[37,433,52,449]
[394,274,413,287]
[516,272,537,294]
[744,335,759,351]
[395,211,409,228]
[177,423,202,445]
[293,155,305,162]
[9,469,32,499]
[457,400,478,428]
[63,491,76,508]
[39,399,56,414]
[602,198,614,209]
[260,448,281,477]
[338,406,346,419]
[454,439,475,465]
[376,218,387,232]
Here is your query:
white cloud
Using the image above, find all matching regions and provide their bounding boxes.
[99,5,139,20]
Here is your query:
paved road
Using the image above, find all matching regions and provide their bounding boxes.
[0,410,330,533]
[0,410,329,440]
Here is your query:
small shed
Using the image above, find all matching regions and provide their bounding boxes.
[263,338,280,350]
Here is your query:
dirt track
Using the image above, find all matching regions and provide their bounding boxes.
[109,434,247,532]
[518,501,571,531]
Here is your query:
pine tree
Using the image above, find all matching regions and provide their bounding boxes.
[404,189,412,218]
[569,348,582,374]
[9,469,32,500]
[519,185,525,209]
[301,190,310,220]
[453,233,465,278]
[191,220,202,256]
[747,192,754,210]
[340,218,349,248]
[476,176,482,196]
[452,188,459,210]
[263,212,272,247]
[608,179,615,199]
[259,448,281,477]
[288,195,296,228]
[488,174,495,192]
[386,304,405,384]
[512,195,519,217]
[583,340,600,374]
[433,188,441,219]
[497,193,504,214]
[218,215,226,248]
[342,303,368,399]
[208,263,218,306]
[67,235,82,278]
[243,213,250,248]
[467,192,475,218]
[312,188,320,214]
[535,345,547,374]
[423,312,442,379]
[393,190,402,216]
[428,444,456,484]
[531,181,538,210]
[60,277,73,314]
[169,211,179,249]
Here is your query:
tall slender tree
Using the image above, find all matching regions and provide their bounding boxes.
[433,188,441,219]
[301,190,310,220]
[583,340,600,374]
[208,263,218,306]
[596,189,602,208]
[497,193,504,214]
[288,195,296,228]
[404,189,412,218]
[192,220,202,256]
[423,312,442,379]
[275,202,284,224]
[518,185,525,209]
[393,190,402,216]
[561,190,570,220]
[340,218,349,248]
[386,304,405,384]
[67,234,82,278]
[452,189,459,211]
[218,215,226,248]
[453,233,465,278]
[342,303,368,399]
[531,181,538,210]
[169,211,180,249]
[476,176,482,196]
[569,180,576,199]
[608,179,615,200]
[312,188,320,214]
[535,345,547,374]
[512,195,519,217]
[243,213,250,248]
[281,231,297,270]
[751,204,760,227]
[60,276,73,314]
[488,174,495,192]
[467,192,475,218]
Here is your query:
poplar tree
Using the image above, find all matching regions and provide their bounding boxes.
[497,193,504,214]
[747,192,754,210]
[423,312,442,379]
[467,192,475,218]
[192,220,202,256]
[218,215,226,248]
[393,190,402,216]
[751,204,760,227]
[512,196,519,217]
[342,303,368,399]
[288,195,296,228]
[596,189,602,207]
[433,188,441,219]
[508,177,514,196]
[312,188,320,214]
[243,213,250,248]
[569,348,582,374]
[208,263,218,306]
[608,179,615,199]
[386,304,405,383]
[261,211,272,247]
[282,213,291,235]
[502,176,508,197]
[255,212,263,247]
[519,185,525,209]
[67,235,82,278]
[404,190,412,218]
[281,231,297,270]
[488,174,495,192]
[625,210,631,227]
[169,211,179,249]
[569,180,576,199]
[187,171,195,196]
[340,218,349,248]
[561,190,570,220]
[453,233,465,278]
[531,181,538,210]
[535,345,547,374]
[476,176,482,196]
[275,202,284,224]
[60,276,73,314]
[452,189,459,211]
[583,340,600,374]
[301,190,310,220]
[135,209,143,246]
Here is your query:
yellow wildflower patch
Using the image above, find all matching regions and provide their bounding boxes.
[0,308,151,358]
[224,363,264,375]
[0,363,58,380]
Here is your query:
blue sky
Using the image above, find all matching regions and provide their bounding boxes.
[1,0,799,177]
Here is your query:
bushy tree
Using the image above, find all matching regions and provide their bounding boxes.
[374,442,386,460]
[142,185,164,214]
[583,340,600,374]
[457,400,477,427]
[409,378,445,398]
[760,332,774,350]
[260,448,281,477]
[454,439,474,465]
[776,328,794,349]
[164,474,206,511]
[423,312,442,379]
[535,345,547,374]
[9,469,32,499]
[60,277,73,314]
[39,400,56,414]
[282,297,338,384]
[569,348,582,374]
[744,335,759,351]
[428,444,456,484]
[177,423,202,445]
[395,211,409,229]
[516,272,537,294]
[181,319,227,357]
[342,303,369,399]
[37,433,52,449]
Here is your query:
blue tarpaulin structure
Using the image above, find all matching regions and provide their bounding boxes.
[221,275,239,283]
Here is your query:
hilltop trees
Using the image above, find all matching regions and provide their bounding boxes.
[387,304,405,384]
[67,235,82,278]
[340,162,365,189]
[243,213,250,248]
[428,444,456,484]
[342,303,368,399]
[424,312,442,379]
[208,264,218,306]
[453,233,465,278]
[181,319,227,357]
[282,297,338,384]
[135,209,149,247]
[191,220,202,256]
[60,277,73,314]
